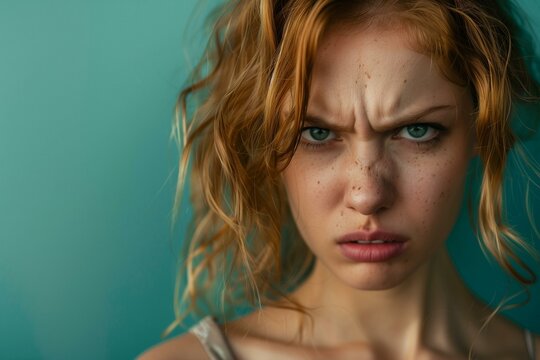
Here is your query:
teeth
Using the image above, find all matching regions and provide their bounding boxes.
[355,240,392,244]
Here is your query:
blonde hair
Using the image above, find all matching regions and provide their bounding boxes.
[164,0,539,339]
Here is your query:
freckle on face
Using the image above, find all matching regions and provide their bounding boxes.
[280,24,474,291]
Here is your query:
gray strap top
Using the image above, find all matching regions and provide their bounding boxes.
[525,329,536,360]
[190,316,536,360]
[189,316,237,360]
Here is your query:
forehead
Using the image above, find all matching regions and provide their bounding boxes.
[314,24,426,85]
[308,23,465,126]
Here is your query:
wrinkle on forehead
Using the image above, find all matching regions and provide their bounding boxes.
[308,25,462,132]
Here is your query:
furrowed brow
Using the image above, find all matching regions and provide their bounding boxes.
[303,114,353,132]
[378,105,456,130]
[301,105,456,132]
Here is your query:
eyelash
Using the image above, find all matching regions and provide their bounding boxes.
[301,141,326,150]
[299,123,446,150]
[299,127,337,150]
[394,123,446,148]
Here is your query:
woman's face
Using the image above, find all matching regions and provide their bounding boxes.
[281,24,475,290]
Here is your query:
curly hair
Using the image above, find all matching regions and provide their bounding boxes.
[163,0,539,339]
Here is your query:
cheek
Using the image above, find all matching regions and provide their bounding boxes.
[398,148,469,233]
[281,155,342,231]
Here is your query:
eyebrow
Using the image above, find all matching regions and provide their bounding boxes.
[380,105,457,129]
[304,105,456,131]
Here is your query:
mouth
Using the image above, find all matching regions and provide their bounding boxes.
[337,230,408,262]
[337,230,408,244]
[349,240,401,244]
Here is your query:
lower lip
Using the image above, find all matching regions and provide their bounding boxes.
[338,242,406,262]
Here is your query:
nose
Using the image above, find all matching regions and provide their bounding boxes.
[345,158,396,216]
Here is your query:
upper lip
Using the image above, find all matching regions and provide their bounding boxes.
[337,230,408,243]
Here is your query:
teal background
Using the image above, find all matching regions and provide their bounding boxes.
[0,0,538,359]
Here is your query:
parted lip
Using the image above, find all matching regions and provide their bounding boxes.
[337,230,409,244]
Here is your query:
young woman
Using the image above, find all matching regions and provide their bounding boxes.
[141,0,540,358]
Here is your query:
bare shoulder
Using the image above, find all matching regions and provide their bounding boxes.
[137,332,207,360]
[484,313,540,360]
[223,306,302,341]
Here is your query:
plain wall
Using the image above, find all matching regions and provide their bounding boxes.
[0,0,539,359]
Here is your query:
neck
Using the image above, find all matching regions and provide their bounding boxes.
[289,248,486,357]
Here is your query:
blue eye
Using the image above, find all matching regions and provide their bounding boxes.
[301,127,336,143]
[397,124,440,142]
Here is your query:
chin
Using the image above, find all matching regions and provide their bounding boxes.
[335,262,421,291]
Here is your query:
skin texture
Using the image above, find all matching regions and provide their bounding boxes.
[276,23,480,358]
[281,24,475,293]
[138,22,540,360]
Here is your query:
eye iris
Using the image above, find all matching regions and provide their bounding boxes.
[309,128,329,141]
[407,125,428,138]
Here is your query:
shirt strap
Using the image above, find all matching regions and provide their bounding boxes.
[525,329,536,360]
[189,316,237,360]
